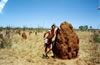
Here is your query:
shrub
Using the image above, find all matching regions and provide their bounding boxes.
[0,38,12,48]
[93,31,100,43]
[79,25,88,31]
[93,34,100,43]
[0,32,12,49]
[0,27,3,31]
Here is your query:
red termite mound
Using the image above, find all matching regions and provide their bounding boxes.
[52,22,79,59]
[22,32,27,40]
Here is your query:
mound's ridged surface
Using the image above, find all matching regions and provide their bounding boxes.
[52,22,79,59]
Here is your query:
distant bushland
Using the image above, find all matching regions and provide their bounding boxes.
[0,26,50,32]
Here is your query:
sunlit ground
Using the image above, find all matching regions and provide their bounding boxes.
[0,30,100,65]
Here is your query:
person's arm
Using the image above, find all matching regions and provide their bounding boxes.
[55,28,58,34]
[43,31,49,38]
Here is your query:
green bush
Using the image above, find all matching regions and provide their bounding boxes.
[0,27,3,31]
[0,33,12,49]
[93,35,100,43]
[0,39,12,48]
[79,25,88,31]
[93,32,100,43]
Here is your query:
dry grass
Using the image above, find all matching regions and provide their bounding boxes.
[0,30,100,65]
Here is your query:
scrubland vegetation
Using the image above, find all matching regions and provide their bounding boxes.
[0,26,100,65]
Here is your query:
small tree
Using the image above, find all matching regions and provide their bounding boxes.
[79,26,84,31]
[84,25,88,30]
[90,26,92,29]
[79,25,88,31]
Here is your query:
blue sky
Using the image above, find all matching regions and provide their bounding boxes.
[0,0,100,28]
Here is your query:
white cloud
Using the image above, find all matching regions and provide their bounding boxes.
[0,0,8,13]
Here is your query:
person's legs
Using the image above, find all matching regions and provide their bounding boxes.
[45,43,52,56]
[45,48,51,56]
[43,45,52,59]
[43,44,49,58]
[43,38,52,58]
[43,48,50,58]
[44,46,48,57]
[45,46,47,53]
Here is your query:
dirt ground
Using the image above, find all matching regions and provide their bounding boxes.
[0,31,100,65]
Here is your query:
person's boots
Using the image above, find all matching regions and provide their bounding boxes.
[42,54,49,59]
[45,55,49,59]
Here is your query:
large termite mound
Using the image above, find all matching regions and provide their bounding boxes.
[52,22,79,59]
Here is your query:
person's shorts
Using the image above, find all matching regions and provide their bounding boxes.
[44,38,52,49]
[45,43,52,49]
[44,38,48,44]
